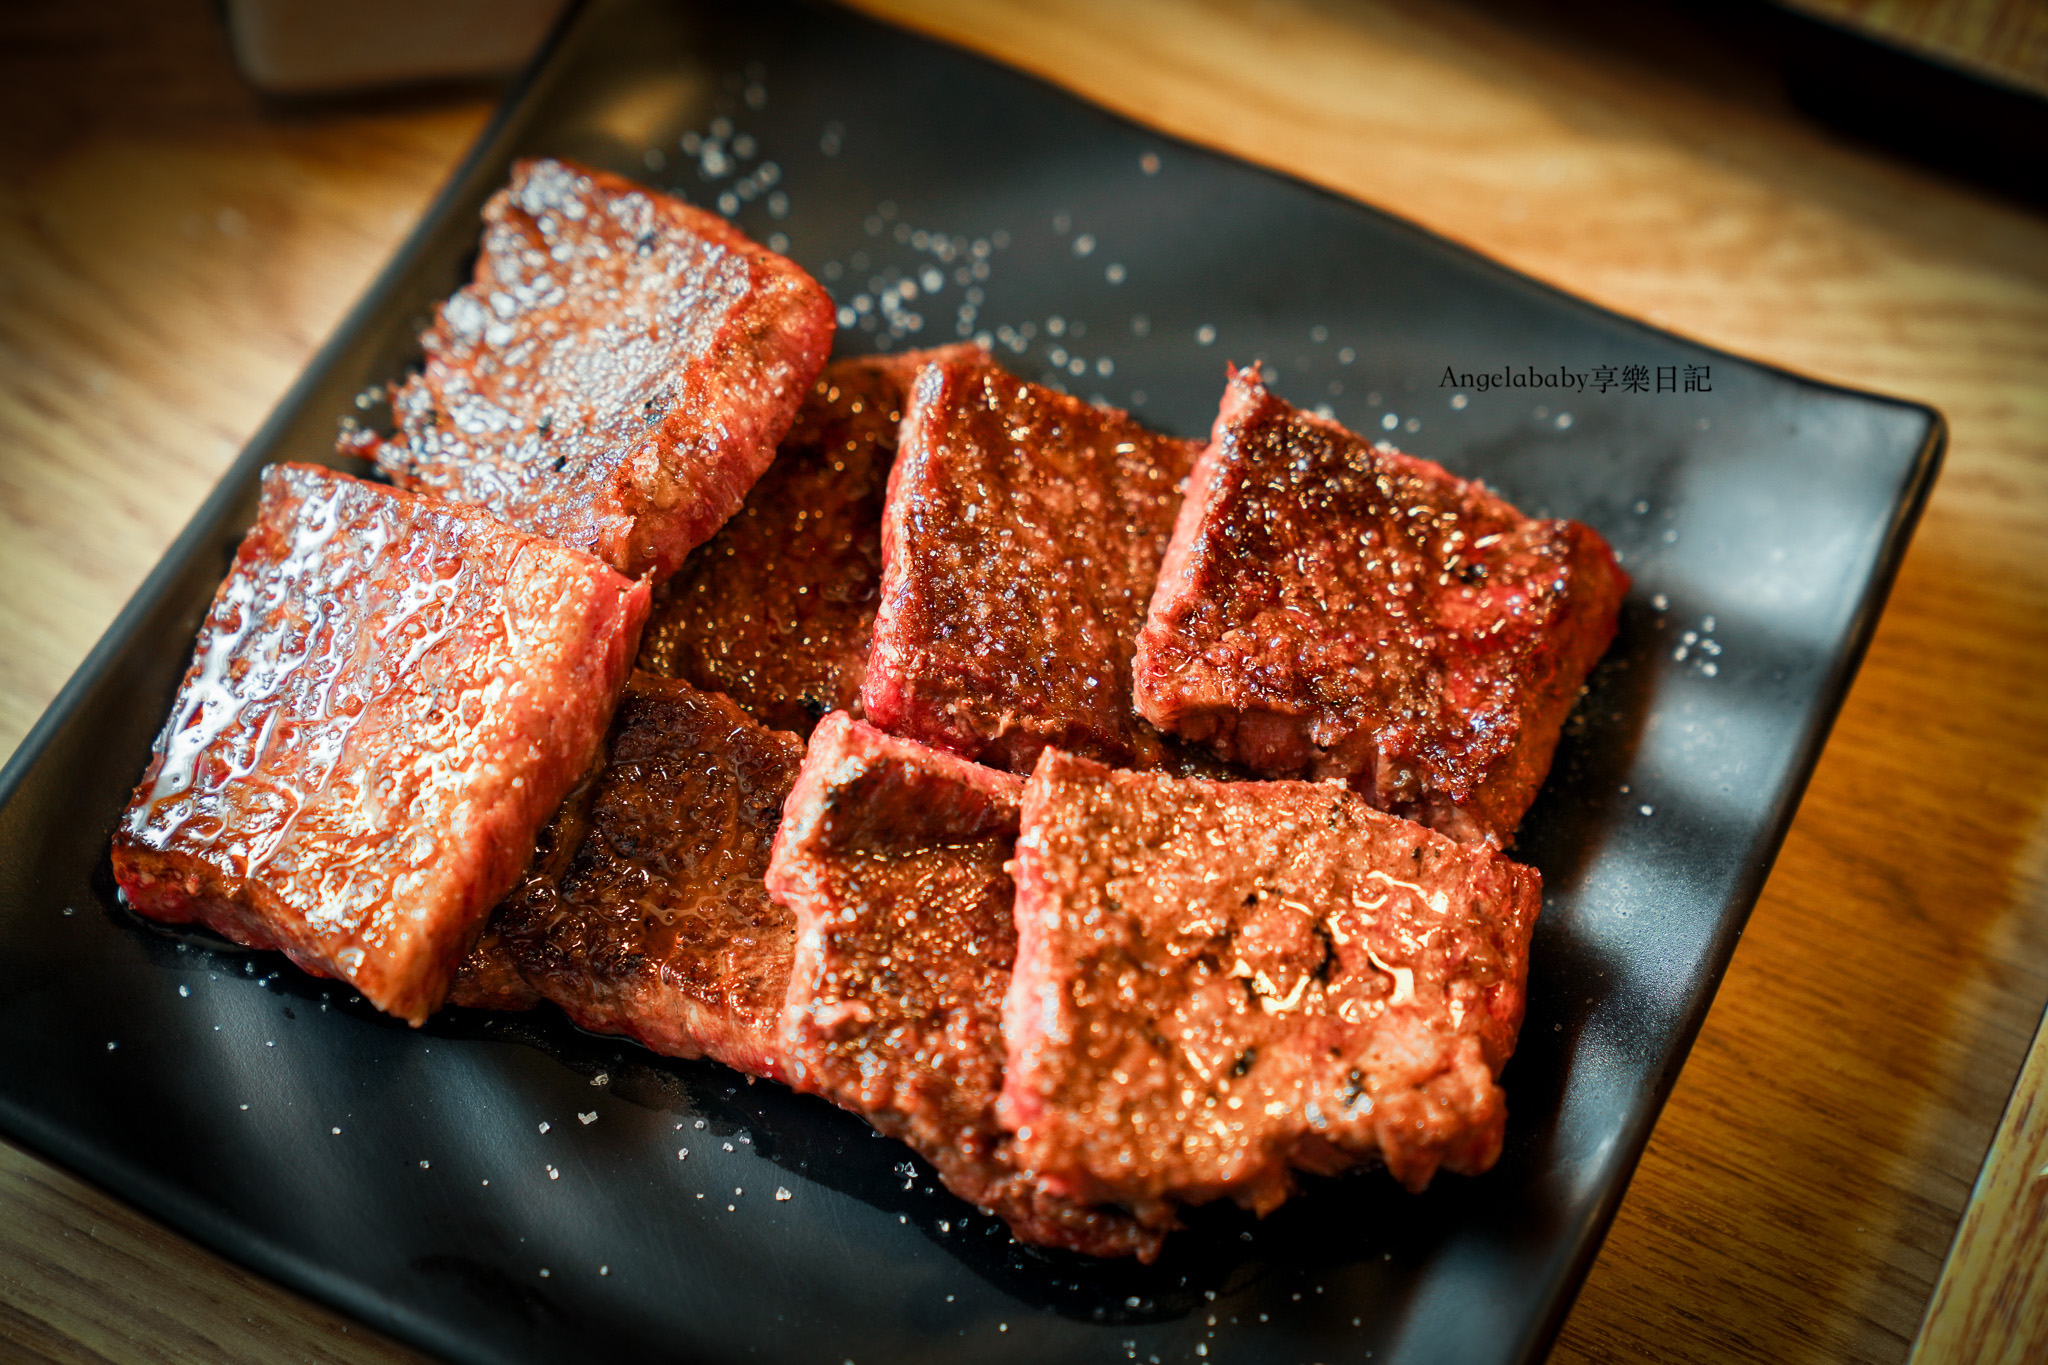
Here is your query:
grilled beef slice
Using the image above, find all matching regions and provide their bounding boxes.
[861,351,1199,773]
[360,157,834,581]
[1134,365,1627,845]
[768,713,1163,1260]
[1002,750,1542,1224]
[112,463,648,1025]
[636,349,971,734]
[475,675,804,1080]
[445,759,606,1014]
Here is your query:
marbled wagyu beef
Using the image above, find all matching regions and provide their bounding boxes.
[768,714,1162,1259]
[1134,366,1627,845]
[360,157,835,580]
[635,349,972,734]
[112,463,649,1025]
[470,676,804,1079]
[862,351,1199,773]
[1002,751,1542,1225]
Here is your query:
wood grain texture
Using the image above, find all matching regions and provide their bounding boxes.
[1913,1004,2048,1364]
[0,3,476,1361]
[1782,0,2048,97]
[0,1139,424,1365]
[1,0,2045,1362]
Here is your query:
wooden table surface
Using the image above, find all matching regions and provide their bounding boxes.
[2,1,2044,1361]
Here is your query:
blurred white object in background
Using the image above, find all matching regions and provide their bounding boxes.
[224,0,571,95]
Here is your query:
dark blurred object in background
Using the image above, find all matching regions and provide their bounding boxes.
[222,0,570,95]
[1778,0,2048,100]
[1772,0,2048,211]
[1466,0,2048,211]
[213,0,2044,207]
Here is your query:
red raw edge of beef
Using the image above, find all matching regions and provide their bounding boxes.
[355,157,835,581]
[1001,750,1542,1222]
[477,675,804,1081]
[1133,365,1628,846]
[767,712,1165,1260]
[860,351,1199,774]
[635,348,973,734]
[112,463,649,1026]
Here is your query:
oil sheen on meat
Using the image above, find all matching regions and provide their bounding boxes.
[1135,365,1627,844]
[112,463,648,1025]
[635,349,971,734]
[485,675,804,1079]
[1002,750,1542,1224]
[862,351,1199,773]
[359,157,834,580]
[768,713,1163,1259]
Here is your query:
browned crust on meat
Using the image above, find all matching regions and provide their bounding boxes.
[768,713,1165,1260]
[446,921,543,1011]
[636,348,973,733]
[486,675,804,1080]
[365,158,835,580]
[446,755,608,1013]
[1134,366,1627,844]
[861,352,1199,773]
[1002,751,1541,1220]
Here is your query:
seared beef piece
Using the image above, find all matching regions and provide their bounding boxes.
[488,675,803,1080]
[636,349,970,734]
[1134,366,1627,845]
[359,158,834,581]
[446,922,542,1011]
[768,713,1163,1260]
[445,757,606,1013]
[112,463,648,1025]
[1002,751,1542,1223]
[861,352,1200,773]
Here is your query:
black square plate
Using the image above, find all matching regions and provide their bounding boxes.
[0,2,1941,1362]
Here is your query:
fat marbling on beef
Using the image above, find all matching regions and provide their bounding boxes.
[359,157,834,580]
[112,463,649,1025]
[767,713,1162,1259]
[1134,365,1627,845]
[635,349,972,734]
[861,350,1199,773]
[471,675,804,1079]
[1002,750,1542,1224]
